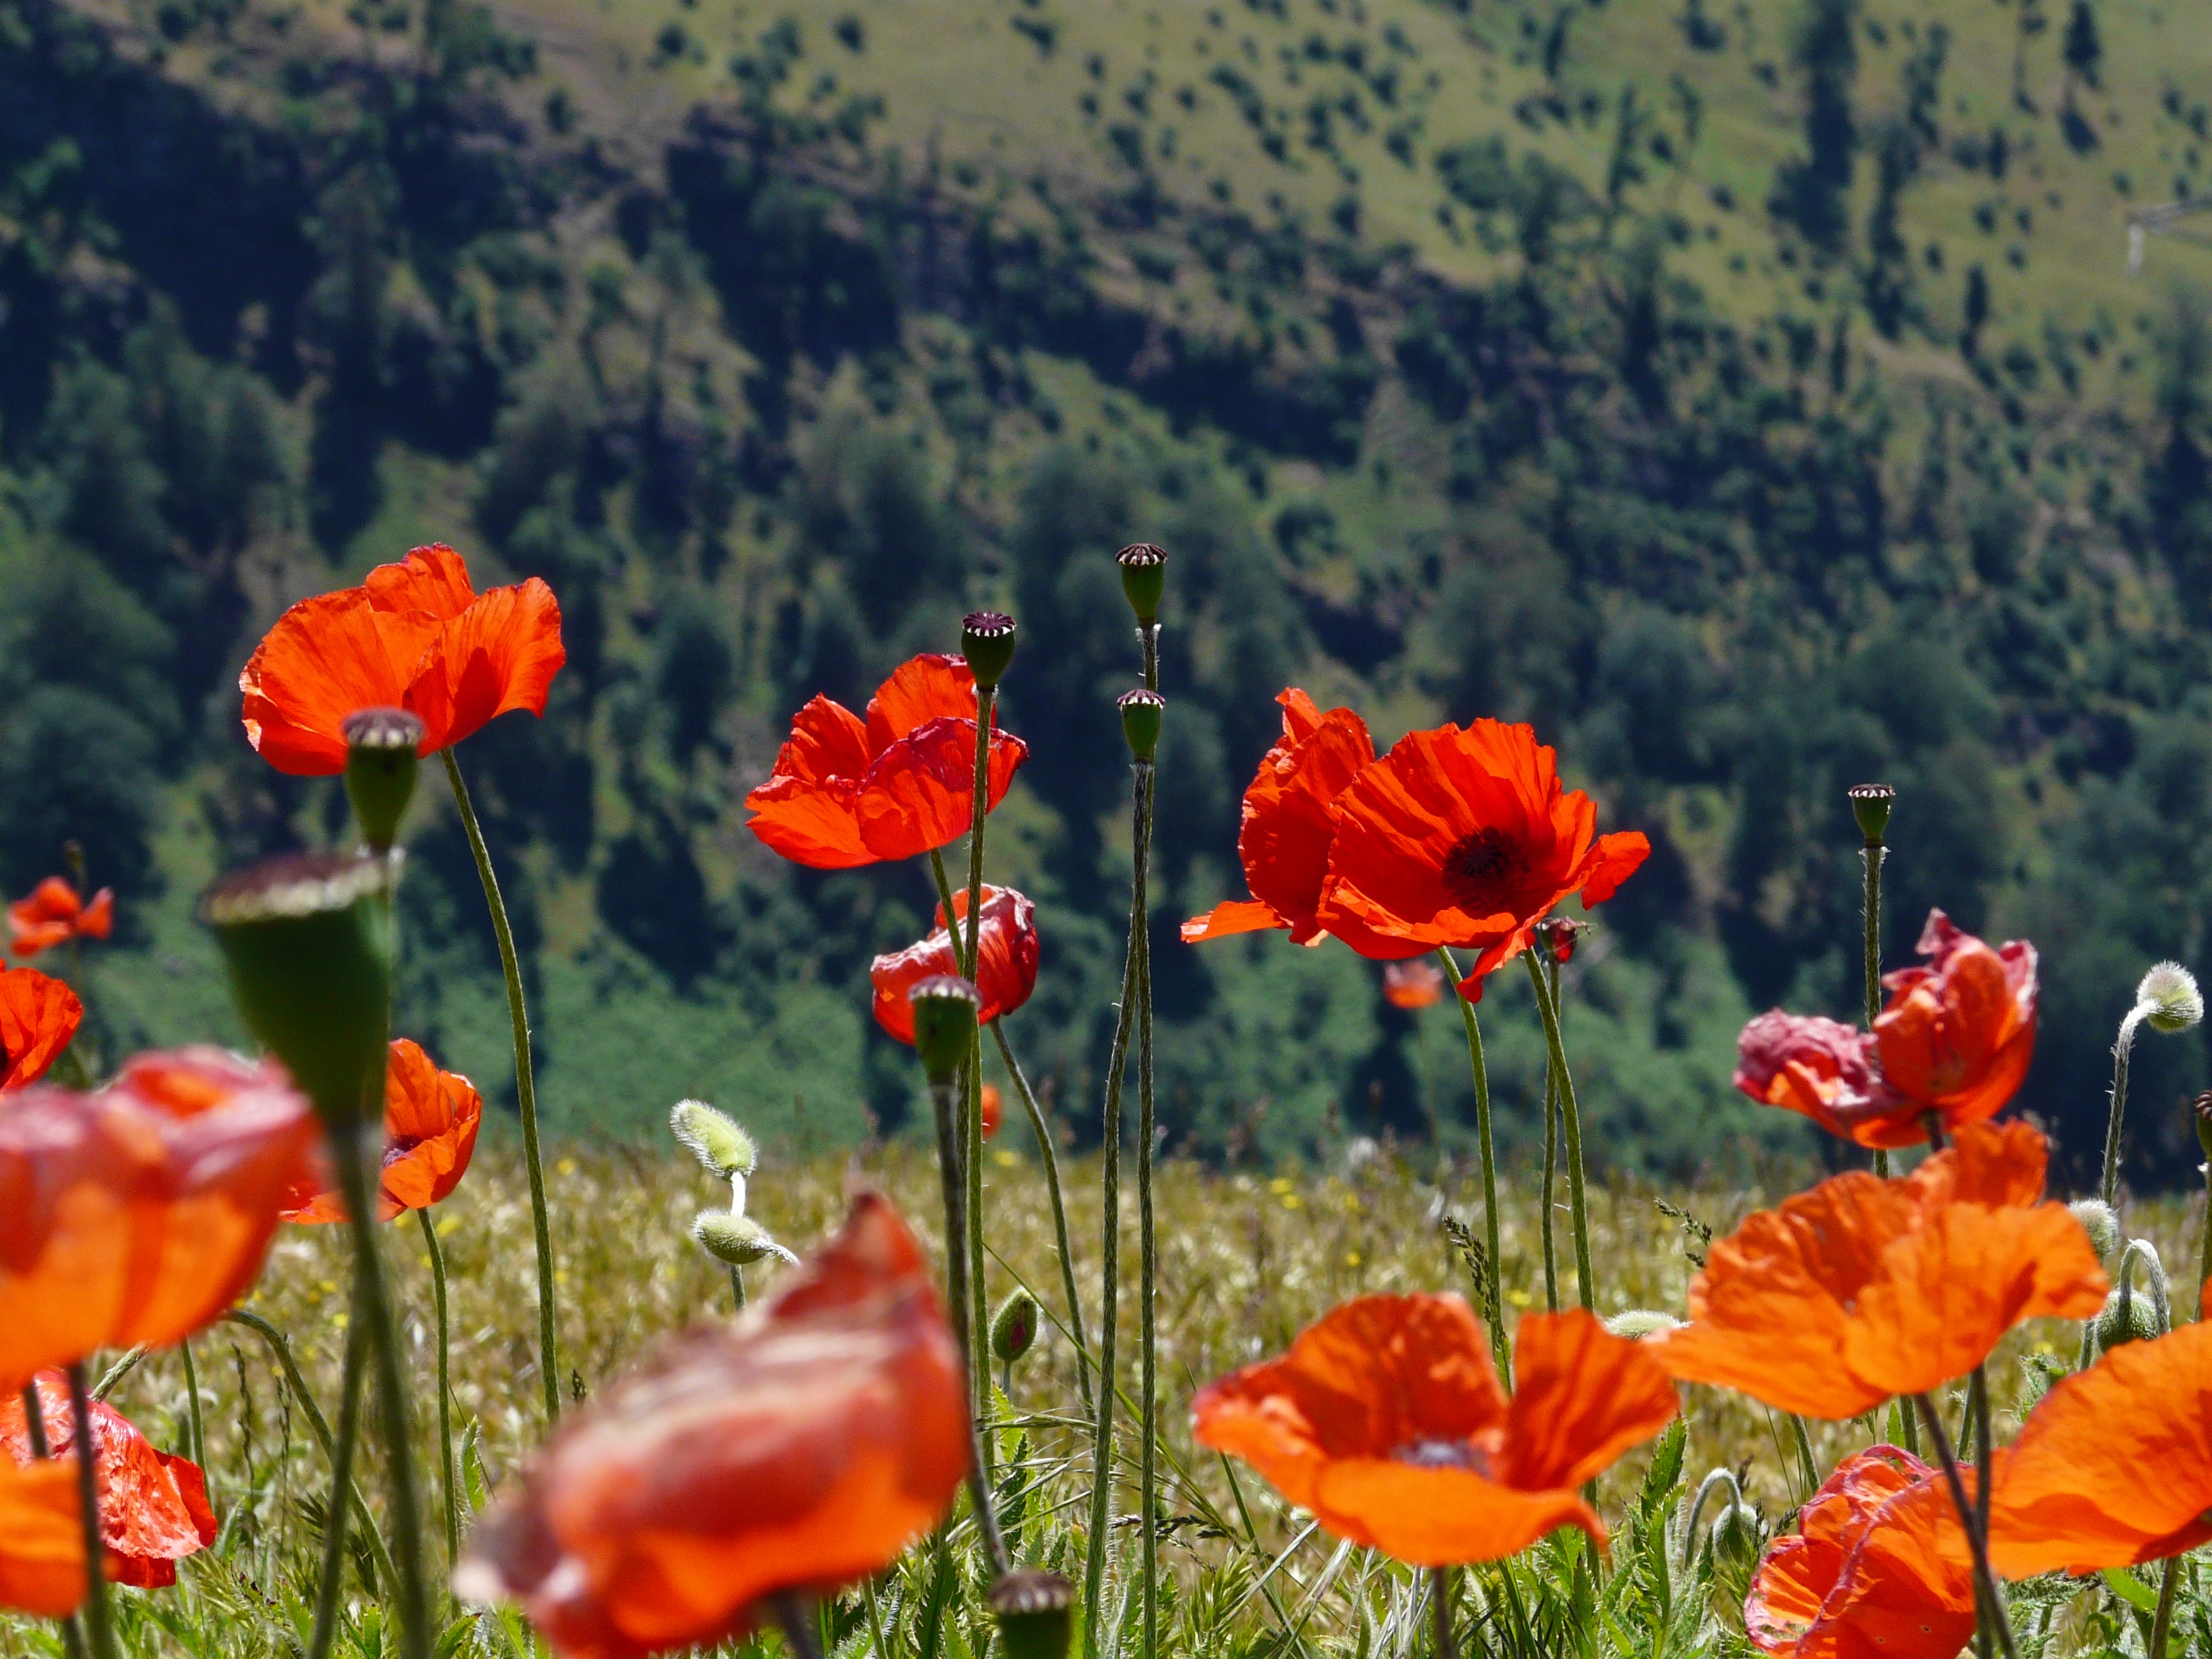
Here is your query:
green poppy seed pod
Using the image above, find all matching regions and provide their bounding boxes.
[1603,1309,1681,1339]
[670,1099,758,1183]
[1709,1498,1761,1576]
[962,611,1019,692]
[1847,783,1895,846]
[690,1210,798,1269]
[203,850,394,1130]
[2068,1198,2120,1261]
[988,1569,1073,1659]
[908,975,981,1084]
[991,1288,1040,1365]
[1118,688,1164,762]
[342,708,424,852]
[1116,541,1166,626]
[2137,962,2204,1035]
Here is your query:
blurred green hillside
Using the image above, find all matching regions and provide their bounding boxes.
[7,0,2212,1180]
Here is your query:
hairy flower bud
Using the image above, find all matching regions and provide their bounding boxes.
[908,975,981,1084]
[2137,962,2204,1036]
[989,1569,1073,1659]
[1115,542,1166,626]
[1536,916,1589,964]
[670,1099,758,1183]
[962,612,1019,692]
[1847,783,1895,845]
[1118,688,1164,762]
[342,708,424,852]
[1603,1309,1681,1339]
[690,1210,797,1269]
[2068,1197,2121,1261]
[991,1288,1040,1365]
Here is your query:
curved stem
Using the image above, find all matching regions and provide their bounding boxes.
[925,1076,1010,1576]
[991,1018,1092,1414]
[1525,952,1595,1313]
[416,1206,460,1574]
[2100,1008,2146,1208]
[1913,1389,2019,1659]
[64,1366,116,1659]
[441,749,559,1424]
[1540,957,1561,1314]
[1136,760,1160,1659]
[307,1313,369,1659]
[1437,948,1509,1378]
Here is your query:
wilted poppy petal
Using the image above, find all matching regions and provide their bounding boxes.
[0,1456,84,1616]
[1498,1309,1678,1494]
[1181,899,1288,943]
[239,590,443,775]
[0,969,82,1091]
[403,576,567,753]
[855,717,1027,863]
[864,655,978,752]
[363,543,480,621]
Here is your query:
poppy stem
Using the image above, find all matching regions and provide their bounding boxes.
[440,748,559,1427]
[178,1336,207,1477]
[767,1592,825,1659]
[2152,1556,2182,1658]
[415,1206,461,1575]
[1523,951,1597,1315]
[306,1312,369,1659]
[2098,1007,2148,1209]
[1860,839,1890,1183]
[1540,955,1561,1315]
[927,846,995,1450]
[62,1365,116,1659]
[1436,947,1509,1380]
[926,1075,1011,1578]
[20,1385,86,1659]
[730,1264,747,1311]
[990,1017,1093,1415]
[2196,1158,2212,1322]
[1134,756,1160,1659]
[964,687,996,1441]
[1432,1566,1456,1659]
[1912,1390,2020,1659]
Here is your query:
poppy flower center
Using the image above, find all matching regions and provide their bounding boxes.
[1391,1437,1492,1476]
[1442,828,1527,911]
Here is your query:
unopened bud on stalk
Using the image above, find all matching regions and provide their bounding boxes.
[2137,962,2204,1036]
[1847,783,1895,845]
[1709,1498,1761,1576]
[2095,1282,2168,1351]
[691,1211,797,1269]
[962,612,1019,691]
[670,1099,758,1183]
[204,849,394,1129]
[1603,1309,1681,1339]
[2068,1198,2121,1261]
[991,1288,1040,1365]
[989,1568,1074,1659]
[1536,916,1589,964]
[1118,688,1164,762]
[908,975,981,1084]
[342,708,424,852]
[1115,541,1166,626]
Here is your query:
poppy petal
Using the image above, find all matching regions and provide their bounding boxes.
[870,888,1040,1044]
[855,717,1027,863]
[864,655,977,753]
[363,543,479,621]
[75,891,112,941]
[1236,696,1375,942]
[239,590,443,775]
[1578,832,1650,906]
[0,1456,84,1616]
[1498,1310,1678,1494]
[1307,1459,1602,1566]
[403,577,567,753]
[282,1040,483,1221]
[1181,900,1288,943]
[0,969,82,1091]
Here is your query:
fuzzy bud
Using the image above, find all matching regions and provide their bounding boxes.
[2137,962,2204,1036]
[962,612,1019,692]
[1115,542,1166,626]
[908,975,981,1084]
[2095,1282,2168,1351]
[690,1211,797,1269]
[1847,783,1895,845]
[1709,1498,1762,1576]
[670,1099,758,1183]
[991,1288,1040,1365]
[1118,688,1164,762]
[2068,1198,2121,1261]
[989,1569,1073,1659]
[342,708,424,852]
[1603,1309,1682,1340]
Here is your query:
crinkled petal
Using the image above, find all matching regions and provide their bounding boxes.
[0,969,82,1091]
[364,544,479,621]
[239,590,442,776]
[855,718,1027,863]
[864,655,977,753]
[404,577,566,753]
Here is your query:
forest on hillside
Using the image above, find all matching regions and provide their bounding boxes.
[5,0,2212,1182]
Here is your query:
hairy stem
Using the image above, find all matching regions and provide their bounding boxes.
[1914,1389,2018,1659]
[730,1265,747,1311]
[1433,1566,1456,1659]
[964,687,996,1435]
[926,1076,1010,1576]
[1862,841,1891,1182]
[1135,757,1160,1659]
[307,1313,369,1659]
[2152,1557,2181,1659]
[991,1018,1092,1414]
[2100,1008,2146,1209]
[416,1206,460,1574]
[64,1366,116,1659]
[1437,947,1509,1378]
[1540,957,1561,1314]
[1525,951,1596,1313]
[442,750,559,1424]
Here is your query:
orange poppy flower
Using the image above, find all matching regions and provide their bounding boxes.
[1,1374,218,1589]
[239,544,566,775]
[0,1047,319,1391]
[455,1190,966,1659]
[1191,1297,1677,1566]
[1738,912,2037,1149]
[279,1039,483,1223]
[8,879,114,960]
[745,656,1029,870]
[1183,689,1407,956]
[1745,1446,1975,1659]
[1313,720,1650,1000]
[0,968,81,1091]
[1382,960,1446,1010]
[869,886,1040,1044]
[981,1083,1003,1141]
[0,1455,83,1617]
[1985,1317,2212,1576]
[1645,1121,2106,1419]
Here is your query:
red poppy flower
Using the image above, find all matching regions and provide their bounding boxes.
[1645,1121,2106,1419]
[0,1456,83,1617]
[0,1048,319,1391]
[239,544,566,775]
[280,1039,483,1223]
[745,656,1029,870]
[1382,960,1446,1010]
[8,879,113,960]
[1736,912,2038,1149]
[1745,1446,1975,1659]
[980,1083,1003,1141]
[1985,1317,2212,1576]
[1192,1297,1677,1566]
[869,886,1040,1044]
[455,1191,967,1659]
[0,968,81,1092]
[1,1374,218,1589]
[1314,720,1650,1000]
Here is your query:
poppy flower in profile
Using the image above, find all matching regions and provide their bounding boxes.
[1737,911,2037,1149]
[745,655,1029,870]
[1,1375,218,1589]
[1191,1296,1677,1565]
[0,1455,83,1617]
[1745,1446,1975,1659]
[280,1038,484,1224]
[1314,720,1650,1001]
[1382,960,1446,1010]
[1644,1120,2106,1420]
[239,544,566,775]
[8,879,113,960]
[0,968,82,1091]
[455,1190,968,1659]
[0,1047,319,1391]
[869,886,1040,1044]
[1984,1316,2212,1576]
[980,1082,1003,1141]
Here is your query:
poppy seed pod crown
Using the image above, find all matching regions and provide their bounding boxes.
[1118,688,1164,761]
[989,1568,1074,1659]
[1847,783,1895,845]
[907,975,981,1083]
[1116,541,1166,625]
[342,708,425,852]
[961,612,1019,691]
[203,850,393,1130]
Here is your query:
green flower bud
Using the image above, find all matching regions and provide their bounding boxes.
[1115,541,1166,626]
[342,708,424,852]
[1847,783,1895,846]
[962,611,1019,692]
[2137,962,2204,1036]
[2094,1283,2167,1351]
[670,1099,758,1182]
[908,975,981,1084]
[989,1569,1073,1659]
[1603,1309,1681,1339]
[203,850,394,1129]
[690,1211,797,1269]
[991,1288,1040,1365]
[2068,1198,2120,1261]
[1709,1498,1761,1576]
[1118,688,1164,762]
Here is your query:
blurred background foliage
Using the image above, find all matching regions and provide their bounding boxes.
[5,0,2212,1185]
